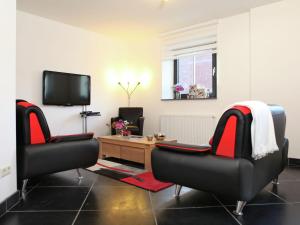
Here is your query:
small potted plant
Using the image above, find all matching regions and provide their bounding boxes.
[174,84,184,99]
[112,119,131,136]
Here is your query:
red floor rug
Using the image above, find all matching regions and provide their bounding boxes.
[87,159,173,192]
[120,171,173,192]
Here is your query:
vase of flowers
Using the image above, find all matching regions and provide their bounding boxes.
[112,119,130,136]
[115,128,122,135]
[174,84,184,99]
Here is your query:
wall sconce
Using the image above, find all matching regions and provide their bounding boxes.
[118,81,141,107]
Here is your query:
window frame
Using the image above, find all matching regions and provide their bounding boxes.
[173,51,217,99]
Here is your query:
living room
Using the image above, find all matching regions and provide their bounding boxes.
[0,0,300,224]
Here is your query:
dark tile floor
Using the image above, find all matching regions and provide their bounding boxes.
[0,166,300,225]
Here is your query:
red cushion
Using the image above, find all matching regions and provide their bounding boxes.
[17,101,34,108]
[29,112,45,144]
[215,115,237,158]
[232,105,251,115]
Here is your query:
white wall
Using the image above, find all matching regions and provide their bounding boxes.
[0,0,17,202]
[17,11,127,137]
[250,0,300,158]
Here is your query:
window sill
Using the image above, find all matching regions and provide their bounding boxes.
[161,97,217,101]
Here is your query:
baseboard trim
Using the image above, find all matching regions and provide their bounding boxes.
[0,191,20,218]
[288,158,300,166]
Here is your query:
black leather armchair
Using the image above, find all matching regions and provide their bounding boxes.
[152,105,288,216]
[16,100,99,197]
[111,107,144,136]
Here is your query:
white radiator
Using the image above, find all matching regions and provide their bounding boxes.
[160,115,216,145]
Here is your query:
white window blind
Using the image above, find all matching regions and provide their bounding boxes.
[161,21,218,60]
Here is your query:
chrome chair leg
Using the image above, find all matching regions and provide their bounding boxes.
[233,201,247,216]
[76,169,84,180]
[272,177,280,185]
[21,179,28,200]
[174,184,182,197]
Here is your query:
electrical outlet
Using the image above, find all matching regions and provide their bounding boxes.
[0,166,11,178]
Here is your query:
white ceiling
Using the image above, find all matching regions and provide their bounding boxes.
[17,0,281,35]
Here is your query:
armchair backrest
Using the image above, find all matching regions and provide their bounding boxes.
[119,107,143,125]
[16,100,51,145]
[211,105,286,160]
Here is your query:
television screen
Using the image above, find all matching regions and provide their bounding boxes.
[43,71,91,106]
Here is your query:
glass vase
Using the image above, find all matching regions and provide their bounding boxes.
[115,129,122,136]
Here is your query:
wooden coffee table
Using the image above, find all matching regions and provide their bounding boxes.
[98,135,176,171]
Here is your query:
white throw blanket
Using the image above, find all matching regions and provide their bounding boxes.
[228,101,279,160]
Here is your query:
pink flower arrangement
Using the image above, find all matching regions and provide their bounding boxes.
[113,120,125,130]
[112,119,129,132]
[174,84,184,92]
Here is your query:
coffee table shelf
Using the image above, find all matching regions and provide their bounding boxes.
[98,135,176,171]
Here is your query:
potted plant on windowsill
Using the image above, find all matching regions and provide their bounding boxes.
[174,84,184,99]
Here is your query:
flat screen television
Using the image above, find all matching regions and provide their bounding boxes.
[43,70,91,106]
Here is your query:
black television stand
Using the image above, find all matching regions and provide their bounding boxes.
[80,106,101,133]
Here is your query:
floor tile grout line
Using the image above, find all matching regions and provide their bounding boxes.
[6,181,92,214]
[148,191,158,225]
[155,205,227,210]
[71,181,95,225]
[0,212,6,220]
[289,201,300,204]
[7,202,291,214]
[0,199,21,219]
[239,202,288,206]
[212,195,243,225]
[5,181,42,215]
[266,190,289,203]
[6,200,22,213]
[6,182,40,212]
[33,186,91,188]
[277,179,300,182]
[221,202,291,207]
[0,201,8,219]
[7,210,79,213]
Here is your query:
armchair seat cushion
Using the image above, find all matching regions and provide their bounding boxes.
[19,139,99,179]
[152,146,285,201]
[152,148,254,200]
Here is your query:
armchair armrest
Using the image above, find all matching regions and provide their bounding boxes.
[156,141,211,153]
[49,132,94,143]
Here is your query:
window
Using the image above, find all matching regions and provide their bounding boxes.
[174,50,217,98]
[160,21,218,100]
